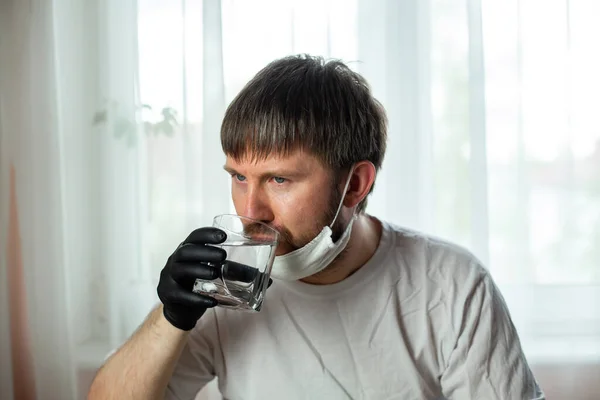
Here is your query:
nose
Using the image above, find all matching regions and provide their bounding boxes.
[241,185,274,224]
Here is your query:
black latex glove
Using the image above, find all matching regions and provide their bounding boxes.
[157,227,226,331]
[157,227,274,331]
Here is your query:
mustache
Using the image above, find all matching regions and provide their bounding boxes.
[244,222,295,247]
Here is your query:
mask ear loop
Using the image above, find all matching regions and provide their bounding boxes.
[329,165,356,228]
[329,161,378,228]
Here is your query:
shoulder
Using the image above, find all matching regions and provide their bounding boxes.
[380,220,508,332]
[380,220,490,292]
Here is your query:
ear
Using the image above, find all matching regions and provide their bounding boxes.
[342,161,376,208]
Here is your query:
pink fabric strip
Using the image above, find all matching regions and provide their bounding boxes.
[7,164,37,400]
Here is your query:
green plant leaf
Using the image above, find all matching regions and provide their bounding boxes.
[114,117,133,139]
[127,129,137,147]
[162,121,174,136]
[161,107,178,124]
[92,110,107,125]
[143,121,153,135]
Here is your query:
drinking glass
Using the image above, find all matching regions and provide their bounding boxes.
[192,214,279,311]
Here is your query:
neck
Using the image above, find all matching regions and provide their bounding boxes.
[300,214,382,285]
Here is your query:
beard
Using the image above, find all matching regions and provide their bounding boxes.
[243,178,348,254]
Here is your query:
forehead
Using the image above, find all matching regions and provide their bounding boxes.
[225,149,325,173]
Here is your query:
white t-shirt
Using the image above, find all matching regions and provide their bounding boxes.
[166,220,545,400]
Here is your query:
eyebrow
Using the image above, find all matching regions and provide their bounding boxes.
[222,165,308,179]
[223,165,237,175]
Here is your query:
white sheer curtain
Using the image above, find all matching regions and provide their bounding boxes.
[0,0,156,398]
[1,0,599,399]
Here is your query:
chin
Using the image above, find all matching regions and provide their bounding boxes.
[275,244,295,257]
[275,248,289,257]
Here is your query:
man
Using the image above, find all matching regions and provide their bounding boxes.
[88,55,544,400]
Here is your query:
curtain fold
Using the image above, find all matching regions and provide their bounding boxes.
[0,0,76,398]
[466,0,490,266]
[200,0,228,225]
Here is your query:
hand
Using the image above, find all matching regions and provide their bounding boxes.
[157,227,226,331]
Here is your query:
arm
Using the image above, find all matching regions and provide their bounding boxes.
[440,269,545,400]
[88,305,189,400]
[87,227,227,400]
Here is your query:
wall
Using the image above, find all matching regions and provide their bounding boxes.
[532,363,600,400]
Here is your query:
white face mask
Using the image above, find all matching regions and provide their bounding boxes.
[270,167,356,281]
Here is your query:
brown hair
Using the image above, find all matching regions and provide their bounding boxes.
[221,54,388,212]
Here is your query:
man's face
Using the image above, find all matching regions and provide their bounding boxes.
[224,149,345,256]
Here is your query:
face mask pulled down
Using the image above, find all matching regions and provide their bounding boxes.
[270,168,356,281]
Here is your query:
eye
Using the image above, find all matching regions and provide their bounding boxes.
[273,176,286,184]
[233,173,246,182]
